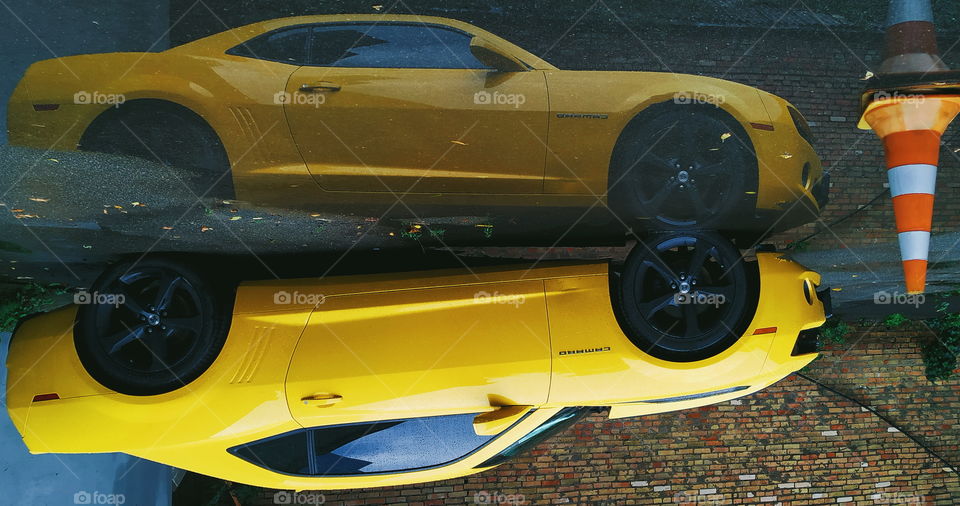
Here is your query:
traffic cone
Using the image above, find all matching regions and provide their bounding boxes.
[860,0,956,294]
[863,96,960,293]
[879,0,946,74]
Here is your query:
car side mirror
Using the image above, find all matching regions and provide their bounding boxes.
[469,37,527,72]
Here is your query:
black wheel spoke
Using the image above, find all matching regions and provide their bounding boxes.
[686,184,712,216]
[687,241,712,276]
[644,180,678,208]
[165,316,201,333]
[108,326,146,355]
[682,304,700,336]
[641,259,675,283]
[698,285,734,299]
[143,329,171,370]
[641,152,676,173]
[697,161,725,176]
[155,276,183,311]
[116,286,152,319]
[638,293,674,320]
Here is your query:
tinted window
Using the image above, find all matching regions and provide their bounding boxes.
[475,407,589,468]
[231,429,309,475]
[228,27,310,64]
[231,412,512,476]
[307,24,491,69]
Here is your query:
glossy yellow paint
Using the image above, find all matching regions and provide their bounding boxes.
[7,14,821,213]
[6,255,825,490]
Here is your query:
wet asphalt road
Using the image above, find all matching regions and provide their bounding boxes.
[1,143,958,315]
[0,144,620,287]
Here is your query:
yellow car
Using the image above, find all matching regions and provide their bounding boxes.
[6,232,829,490]
[7,14,826,230]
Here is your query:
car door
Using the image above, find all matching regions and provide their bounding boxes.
[284,277,551,428]
[282,22,549,194]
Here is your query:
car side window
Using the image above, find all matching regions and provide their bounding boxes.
[230,429,309,475]
[227,26,310,64]
[307,23,492,69]
[230,412,517,476]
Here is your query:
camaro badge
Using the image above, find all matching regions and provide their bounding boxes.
[559,346,612,356]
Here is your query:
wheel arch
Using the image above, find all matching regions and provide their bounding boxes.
[77,98,227,155]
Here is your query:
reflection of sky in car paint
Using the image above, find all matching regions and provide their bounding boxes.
[312,25,489,69]
[316,413,492,474]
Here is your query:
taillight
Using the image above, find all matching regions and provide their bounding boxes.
[788,106,814,145]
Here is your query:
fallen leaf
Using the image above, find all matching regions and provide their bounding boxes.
[46,158,59,163]
[11,209,23,213]
[720,132,732,141]
[29,198,49,203]
[201,226,213,232]
[450,140,467,146]
[14,214,38,219]
[230,216,242,221]
[162,226,173,230]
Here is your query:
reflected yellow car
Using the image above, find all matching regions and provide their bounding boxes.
[6,232,828,490]
[7,14,825,229]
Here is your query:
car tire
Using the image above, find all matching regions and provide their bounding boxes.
[609,102,755,229]
[615,230,749,361]
[74,257,234,396]
[79,100,234,199]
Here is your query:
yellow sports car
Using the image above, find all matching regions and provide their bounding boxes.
[6,232,829,489]
[7,14,826,230]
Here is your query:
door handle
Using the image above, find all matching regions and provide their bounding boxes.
[299,82,341,92]
[301,393,342,407]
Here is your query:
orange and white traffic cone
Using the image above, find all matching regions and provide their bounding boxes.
[863,96,960,293]
[859,0,958,294]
